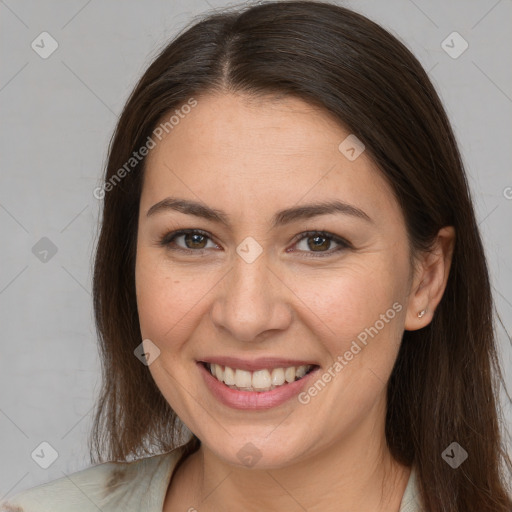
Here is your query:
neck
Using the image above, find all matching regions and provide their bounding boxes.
[166,424,411,512]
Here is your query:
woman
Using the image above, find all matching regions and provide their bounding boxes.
[2,1,510,511]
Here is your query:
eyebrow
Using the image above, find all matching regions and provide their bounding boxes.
[146,197,372,228]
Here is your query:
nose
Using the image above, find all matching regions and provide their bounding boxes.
[210,252,293,343]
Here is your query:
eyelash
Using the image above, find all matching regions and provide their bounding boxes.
[158,229,351,258]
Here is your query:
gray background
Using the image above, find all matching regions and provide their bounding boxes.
[1,0,511,499]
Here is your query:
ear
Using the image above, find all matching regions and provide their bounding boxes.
[404,226,456,331]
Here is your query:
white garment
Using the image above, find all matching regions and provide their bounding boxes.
[1,444,423,511]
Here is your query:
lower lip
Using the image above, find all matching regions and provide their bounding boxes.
[197,362,320,410]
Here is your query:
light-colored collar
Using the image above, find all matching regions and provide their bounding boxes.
[1,445,422,512]
[134,449,424,511]
[399,466,423,512]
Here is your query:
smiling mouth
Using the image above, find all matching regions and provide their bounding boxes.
[201,362,319,392]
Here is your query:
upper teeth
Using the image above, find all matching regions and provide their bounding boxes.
[207,363,313,392]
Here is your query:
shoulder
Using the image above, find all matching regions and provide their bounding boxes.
[0,445,187,512]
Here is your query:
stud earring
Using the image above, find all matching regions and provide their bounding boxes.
[418,309,427,318]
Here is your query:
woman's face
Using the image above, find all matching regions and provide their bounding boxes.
[135,92,416,468]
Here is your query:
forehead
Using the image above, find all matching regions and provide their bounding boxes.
[148,92,351,163]
[141,92,401,225]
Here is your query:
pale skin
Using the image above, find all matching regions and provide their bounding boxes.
[134,92,455,512]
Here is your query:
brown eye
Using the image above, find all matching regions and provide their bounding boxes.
[159,229,350,257]
[159,229,218,253]
[182,232,208,249]
[307,234,331,251]
[292,231,351,257]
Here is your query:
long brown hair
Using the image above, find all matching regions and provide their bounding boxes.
[90,1,512,510]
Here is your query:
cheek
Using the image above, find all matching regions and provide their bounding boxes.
[291,261,405,344]
[291,268,406,427]
[135,249,215,346]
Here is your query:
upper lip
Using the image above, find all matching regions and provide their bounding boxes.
[198,356,319,372]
